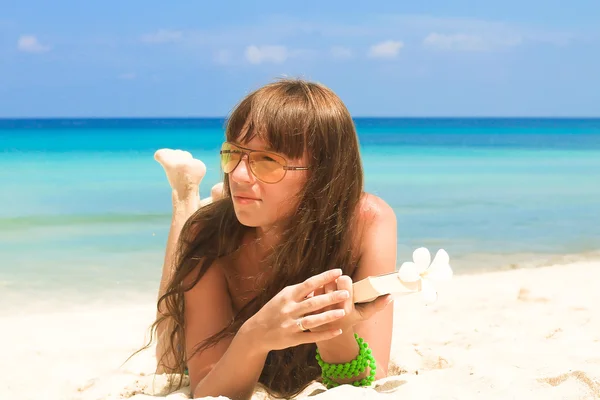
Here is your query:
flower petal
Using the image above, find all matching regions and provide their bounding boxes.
[398,262,421,282]
[427,249,453,281]
[431,248,450,267]
[421,278,438,304]
[413,247,431,274]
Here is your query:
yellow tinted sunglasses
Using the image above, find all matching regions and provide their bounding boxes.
[220,142,309,184]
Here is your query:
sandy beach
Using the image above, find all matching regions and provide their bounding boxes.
[3,260,599,400]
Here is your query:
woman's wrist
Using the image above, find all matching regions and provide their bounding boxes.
[238,317,272,357]
[316,331,374,386]
[315,328,359,364]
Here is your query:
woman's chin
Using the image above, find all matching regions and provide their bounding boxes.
[233,210,262,227]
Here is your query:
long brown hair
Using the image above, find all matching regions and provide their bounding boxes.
[141,78,364,398]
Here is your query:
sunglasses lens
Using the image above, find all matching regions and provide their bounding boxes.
[250,152,286,183]
[220,143,241,173]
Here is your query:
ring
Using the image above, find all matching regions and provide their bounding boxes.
[296,318,308,332]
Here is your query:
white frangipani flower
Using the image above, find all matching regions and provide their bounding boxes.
[398,247,453,304]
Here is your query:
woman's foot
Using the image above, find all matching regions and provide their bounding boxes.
[154,149,207,200]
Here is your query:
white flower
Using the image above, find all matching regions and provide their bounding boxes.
[398,247,453,304]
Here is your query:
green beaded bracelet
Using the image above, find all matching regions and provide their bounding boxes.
[315,333,377,389]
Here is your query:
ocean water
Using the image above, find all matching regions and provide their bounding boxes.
[1,118,600,312]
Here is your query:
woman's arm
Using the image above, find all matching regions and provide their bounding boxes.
[184,263,269,400]
[187,267,350,399]
[316,194,397,380]
[351,196,397,376]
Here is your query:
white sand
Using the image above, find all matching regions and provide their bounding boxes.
[2,261,599,400]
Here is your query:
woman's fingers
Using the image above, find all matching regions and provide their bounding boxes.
[296,329,344,344]
[291,269,342,300]
[296,309,346,344]
[295,290,349,316]
[324,281,336,295]
[298,308,345,331]
[335,275,354,315]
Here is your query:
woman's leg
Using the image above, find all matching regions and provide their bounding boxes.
[152,149,223,371]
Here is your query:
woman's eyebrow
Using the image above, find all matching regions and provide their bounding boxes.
[234,141,277,153]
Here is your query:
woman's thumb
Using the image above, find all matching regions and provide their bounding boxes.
[358,295,393,319]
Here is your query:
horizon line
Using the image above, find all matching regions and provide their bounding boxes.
[2,115,600,120]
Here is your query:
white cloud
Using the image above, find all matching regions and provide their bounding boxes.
[245,45,288,64]
[17,35,51,53]
[213,49,233,65]
[133,15,575,63]
[368,40,404,58]
[423,33,488,51]
[330,46,353,59]
[141,29,183,44]
[423,32,522,52]
[118,72,136,80]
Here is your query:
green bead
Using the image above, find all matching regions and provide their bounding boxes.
[317,334,380,389]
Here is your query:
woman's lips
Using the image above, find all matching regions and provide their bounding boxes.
[233,195,261,204]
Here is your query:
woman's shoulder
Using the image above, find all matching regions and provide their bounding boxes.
[181,257,229,296]
[349,193,396,255]
[356,192,396,225]
[350,193,397,277]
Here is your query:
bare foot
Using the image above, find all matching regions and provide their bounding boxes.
[211,182,225,201]
[199,182,226,207]
[154,149,207,199]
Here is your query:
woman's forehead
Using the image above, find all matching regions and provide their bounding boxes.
[231,123,308,161]
[233,136,272,152]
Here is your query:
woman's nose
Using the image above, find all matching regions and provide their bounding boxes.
[230,154,254,183]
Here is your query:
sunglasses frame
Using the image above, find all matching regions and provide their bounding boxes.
[220,141,309,184]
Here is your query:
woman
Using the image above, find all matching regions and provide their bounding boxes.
[146,79,398,399]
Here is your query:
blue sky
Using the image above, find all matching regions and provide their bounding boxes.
[1,1,599,117]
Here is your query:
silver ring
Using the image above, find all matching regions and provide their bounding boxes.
[296,318,308,332]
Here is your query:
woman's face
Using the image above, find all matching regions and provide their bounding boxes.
[226,136,309,229]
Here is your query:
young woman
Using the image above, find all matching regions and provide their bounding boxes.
[146,79,398,399]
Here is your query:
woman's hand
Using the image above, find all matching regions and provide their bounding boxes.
[309,275,393,334]
[240,269,351,353]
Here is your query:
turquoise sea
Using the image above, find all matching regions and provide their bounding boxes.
[1,118,600,313]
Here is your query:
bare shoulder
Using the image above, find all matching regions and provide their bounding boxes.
[183,258,231,305]
[356,192,396,229]
[351,193,397,279]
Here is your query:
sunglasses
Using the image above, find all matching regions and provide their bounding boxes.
[220,142,309,184]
